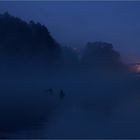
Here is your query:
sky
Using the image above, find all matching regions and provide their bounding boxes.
[0,1,140,63]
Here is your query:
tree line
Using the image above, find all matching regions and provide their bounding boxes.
[0,12,126,74]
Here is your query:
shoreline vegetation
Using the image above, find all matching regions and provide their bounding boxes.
[0,12,140,138]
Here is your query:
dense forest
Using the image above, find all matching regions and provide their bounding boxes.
[0,12,126,75]
[0,12,61,73]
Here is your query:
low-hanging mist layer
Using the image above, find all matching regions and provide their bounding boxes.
[0,12,139,139]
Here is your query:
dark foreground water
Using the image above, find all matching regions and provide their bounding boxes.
[1,74,140,139]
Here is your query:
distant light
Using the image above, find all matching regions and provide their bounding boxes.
[136,65,140,73]
[130,64,140,73]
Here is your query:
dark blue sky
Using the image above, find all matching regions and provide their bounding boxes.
[0,1,140,62]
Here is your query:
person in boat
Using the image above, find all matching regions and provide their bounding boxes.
[59,90,65,99]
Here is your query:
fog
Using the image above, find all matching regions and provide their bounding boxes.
[0,71,140,139]
[0,12,140,139]
[43,73,140,139]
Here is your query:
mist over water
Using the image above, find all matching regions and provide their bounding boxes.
[0,70,140,139]
[0,11,140,139]
[41,73,140,139]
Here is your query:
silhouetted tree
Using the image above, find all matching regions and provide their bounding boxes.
[81,42,124,72]
[0,12,62,73]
